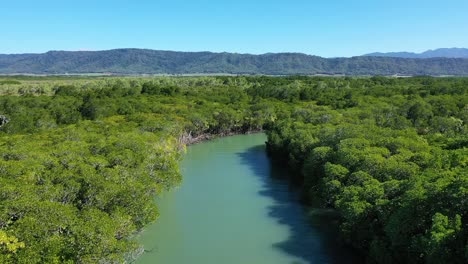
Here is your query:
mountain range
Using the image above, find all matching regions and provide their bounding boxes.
[1,48,468,76]
[364,48,468,59]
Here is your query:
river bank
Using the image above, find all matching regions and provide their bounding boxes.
[178,129,263,146]
[136,134,360,264]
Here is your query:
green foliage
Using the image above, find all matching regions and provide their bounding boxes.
[0,76,284,262]
[0,230,25,263]
[0,75,466,263]
[264,76,467,263]
[0,80,21,85]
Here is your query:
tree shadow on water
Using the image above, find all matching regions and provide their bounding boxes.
[237,144,362,264]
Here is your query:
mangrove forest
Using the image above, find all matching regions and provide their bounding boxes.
[0,75,466,263]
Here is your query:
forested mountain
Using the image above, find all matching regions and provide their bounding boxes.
[365,48,468,59]
[1,49,468,76]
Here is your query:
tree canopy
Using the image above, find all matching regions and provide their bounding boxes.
[0,75,466,263]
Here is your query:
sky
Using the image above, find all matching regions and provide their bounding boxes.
[1,0,467,57]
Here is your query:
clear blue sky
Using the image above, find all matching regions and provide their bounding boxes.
[2,0,467,57]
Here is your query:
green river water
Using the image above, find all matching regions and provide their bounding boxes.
[136,134,359,264]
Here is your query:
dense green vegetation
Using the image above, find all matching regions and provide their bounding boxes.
[0,76,466,263]
[0,76,288,263]
[2,49,468,75]
[263,76,468,263]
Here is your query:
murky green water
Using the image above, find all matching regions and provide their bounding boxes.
[136,134,358,264]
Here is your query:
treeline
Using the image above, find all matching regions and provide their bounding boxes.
[0,76,466,263]
[263,77,467,263]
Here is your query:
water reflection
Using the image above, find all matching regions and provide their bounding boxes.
[237,144,361,264]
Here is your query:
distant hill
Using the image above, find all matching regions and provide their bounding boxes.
[364,48,468,59]
[1,49,468,76]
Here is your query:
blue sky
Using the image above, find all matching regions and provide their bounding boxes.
[1,0,467,57]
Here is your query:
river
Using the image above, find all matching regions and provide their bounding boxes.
[136,133,359,264]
